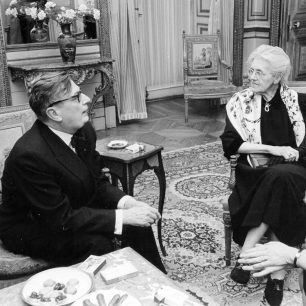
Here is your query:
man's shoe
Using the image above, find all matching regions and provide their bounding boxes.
[230,260,251,284]
[264,276,284,306]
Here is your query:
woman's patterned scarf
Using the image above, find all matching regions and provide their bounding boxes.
[226,85,305,146]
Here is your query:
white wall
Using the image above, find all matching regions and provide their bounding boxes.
[141,0,194,100]
[140,0,214,100]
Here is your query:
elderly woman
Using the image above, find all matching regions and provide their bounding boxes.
[220,44,306,306]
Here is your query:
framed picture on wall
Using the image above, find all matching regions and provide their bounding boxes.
[185,35,218,76]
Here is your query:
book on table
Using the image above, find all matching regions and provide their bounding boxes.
[100,261,139,284]
[78,255,106,276]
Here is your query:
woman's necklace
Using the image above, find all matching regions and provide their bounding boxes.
[264,100,271,112]
[263,96,272,112]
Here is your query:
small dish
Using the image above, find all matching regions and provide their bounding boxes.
[22,267,93,306]
[71,288,141,306]
[107,140,128,149]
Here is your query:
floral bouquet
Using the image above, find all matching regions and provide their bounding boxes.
[77,4,100,21]
[56,8,77,24]
[5,0,57,21]
[5,1,100,25]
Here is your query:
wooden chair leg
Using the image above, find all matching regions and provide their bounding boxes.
[184,97,189,123]
[223,211,232,266]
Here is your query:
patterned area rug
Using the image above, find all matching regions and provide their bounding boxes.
[133,142,303,306]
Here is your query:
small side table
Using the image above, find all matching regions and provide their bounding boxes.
[98,139,167,256]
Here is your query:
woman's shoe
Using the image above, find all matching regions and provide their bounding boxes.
[230,260,251,284]
[264,275,284,306]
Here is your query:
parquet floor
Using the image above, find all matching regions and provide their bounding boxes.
[97,98,226,152]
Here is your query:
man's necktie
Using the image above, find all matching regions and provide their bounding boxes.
[70,134,77,148]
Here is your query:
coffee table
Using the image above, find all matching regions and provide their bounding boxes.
[97,138,167,256]
[0,247,202,305]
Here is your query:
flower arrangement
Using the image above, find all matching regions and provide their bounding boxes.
[5,0,56,21]
[5,0,100,25]
[56,8,77,24]
[78,4,100,21]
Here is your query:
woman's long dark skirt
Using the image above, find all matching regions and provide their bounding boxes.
[229,162,306,246]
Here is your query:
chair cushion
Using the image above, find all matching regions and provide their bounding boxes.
[0,240,52,279]
[185,80,236,95]
[0,196,52,279]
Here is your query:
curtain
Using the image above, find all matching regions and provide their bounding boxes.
[208,0,234,105]
[108,0,147,122]
[208,0,234,83]
[141,0,192,95]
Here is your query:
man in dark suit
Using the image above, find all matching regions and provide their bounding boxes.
[0,71,165,272]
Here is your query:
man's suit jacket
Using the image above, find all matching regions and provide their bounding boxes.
[0,120,125,237]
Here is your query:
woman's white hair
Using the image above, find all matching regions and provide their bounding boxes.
[247,44,291,85]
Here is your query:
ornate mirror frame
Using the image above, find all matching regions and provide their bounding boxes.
[270,0,281,46]
[233,0,244,87]
[0,12,11,107]
[0,0,111,107]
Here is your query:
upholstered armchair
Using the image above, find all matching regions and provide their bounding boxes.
[0,105,52,288]
[182,31,236,123]
[0,88,111,287]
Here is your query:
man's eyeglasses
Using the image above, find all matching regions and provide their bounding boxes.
[48,91,82,108]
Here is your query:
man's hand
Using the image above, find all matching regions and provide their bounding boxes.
[123,197,146,209]
[238,242,297,277]
[122,200,161,227]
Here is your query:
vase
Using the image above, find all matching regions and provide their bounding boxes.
[18,15,35,43]
[83,15,97,39]
[29,20,49,43]
[57,23,76,64]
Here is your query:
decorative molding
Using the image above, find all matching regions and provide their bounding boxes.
[247,0,269,21]
[0,104,30,114]
[6,40,99,52]
[196,23,209,34]
[0,5,12,107]
[233,0,244,86]
[146,83,184,101]
[197,0,210,17]
[270,0,281,46]
[8,58,111,80]
[244,35,270,40]
[244,27,270,33]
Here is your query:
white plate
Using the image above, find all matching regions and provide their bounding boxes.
[22,267,93,306]
[71,288,141,306]
[107,140,128,149]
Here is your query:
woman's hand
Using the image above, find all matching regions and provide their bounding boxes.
[237,143,298,162]
[269,146,299,162]
[238,242,297,277]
